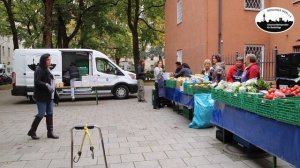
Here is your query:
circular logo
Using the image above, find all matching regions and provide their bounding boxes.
[255,7,294,33]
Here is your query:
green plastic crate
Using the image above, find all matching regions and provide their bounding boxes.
[255,97,275,119]
[211,89,221,100]
[211,89,231,104]
[274,97,300,126]
[241,93,261,113]
[219,90,232,105]
[183,83,194,95]
[193,87,212,94]
[183,107,193,120]
[78,66,89,80]
[228,92,242,108]
[166,80,176,88]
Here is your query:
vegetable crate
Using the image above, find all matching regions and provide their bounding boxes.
[193,87,212,94]
[165,80,176,88]
[183,83,194,95]
[241,93,260,113]
[255,97,275,119]
[274,97,300,126]
[211,89,223,101]
[227,92,242,108]
[183,107,193,121]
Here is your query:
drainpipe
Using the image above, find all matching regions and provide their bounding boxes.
[218,0,222,55]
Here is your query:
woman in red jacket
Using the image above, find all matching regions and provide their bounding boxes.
[227,56,245,82]
[241,54,261,82]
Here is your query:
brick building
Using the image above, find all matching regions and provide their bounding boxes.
[165,0,300,80]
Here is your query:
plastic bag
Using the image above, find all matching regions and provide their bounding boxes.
[189,93,215,128]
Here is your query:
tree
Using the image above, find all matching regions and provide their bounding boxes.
[0,0,19,49]
[42,0,55,48]
[125,0,164,73]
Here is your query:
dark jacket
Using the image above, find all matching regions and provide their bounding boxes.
[175,67,182,74]
[69,65,79,79]
[34,66,53,102]
[175,68,192,78]
[136,64,145,80]
[211,62,226,83]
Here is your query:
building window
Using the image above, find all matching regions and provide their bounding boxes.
[8,47,10,57]
[293,46,300,53]
[177,0,183,24]
[245,44,264,75]
[244,0,264,11]
[177,49,182,63]
[293,0,300,4]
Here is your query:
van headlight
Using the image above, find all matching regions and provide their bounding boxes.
[129,73,136,79]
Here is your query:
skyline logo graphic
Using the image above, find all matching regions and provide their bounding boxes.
[255,7,294,33]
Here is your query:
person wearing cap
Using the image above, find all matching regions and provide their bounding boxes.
[241,54,260,82]
[227,56,245,82]
[174,62,182,74]
[174,63,192,78]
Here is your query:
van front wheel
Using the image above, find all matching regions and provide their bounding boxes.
[113,85,129,99]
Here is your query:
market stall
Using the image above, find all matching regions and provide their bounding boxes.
[210,79,300,168]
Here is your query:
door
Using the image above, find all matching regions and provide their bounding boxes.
[93,57,118,87]
[25,51,62,93]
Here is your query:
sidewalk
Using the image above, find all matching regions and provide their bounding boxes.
[0,86,293,168]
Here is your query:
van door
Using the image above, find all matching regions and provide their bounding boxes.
[93,57,118,89]
[25,51,62,94]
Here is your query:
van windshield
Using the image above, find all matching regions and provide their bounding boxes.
[96,58,117,75]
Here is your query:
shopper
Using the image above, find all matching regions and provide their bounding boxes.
[27,53,59,140]
[210,54,226,83]
[174,63,192,78]
[201,59,212,80]
[137,59,146,102]
[174,61,182,74]
[153,60,164,109]
[227,56,245,82]
[241,54,260,82]
[69,62,79,101]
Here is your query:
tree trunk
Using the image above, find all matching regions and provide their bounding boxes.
[2,0,19,49]
[115,57,120,65]
[42,0,54,48]
[132,30,140,73]
[127,0,140,74]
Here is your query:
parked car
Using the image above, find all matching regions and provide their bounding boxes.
[0,73,12,85]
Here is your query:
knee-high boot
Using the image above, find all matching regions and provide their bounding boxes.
[27,116,43,140]
[46,115,59,139]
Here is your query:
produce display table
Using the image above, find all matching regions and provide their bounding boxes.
[212,101,300,168]
[164,87,194,109]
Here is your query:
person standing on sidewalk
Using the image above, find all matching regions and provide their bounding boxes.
[68,62,79,101]
[153,60,163,109]
[137,59,146,102]
[27,53,59,140]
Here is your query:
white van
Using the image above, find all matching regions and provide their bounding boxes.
[11,49,137,101]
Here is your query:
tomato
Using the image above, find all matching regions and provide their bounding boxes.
[296,88,300,94]
[268,90,274,94]
[291,91,296,95]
